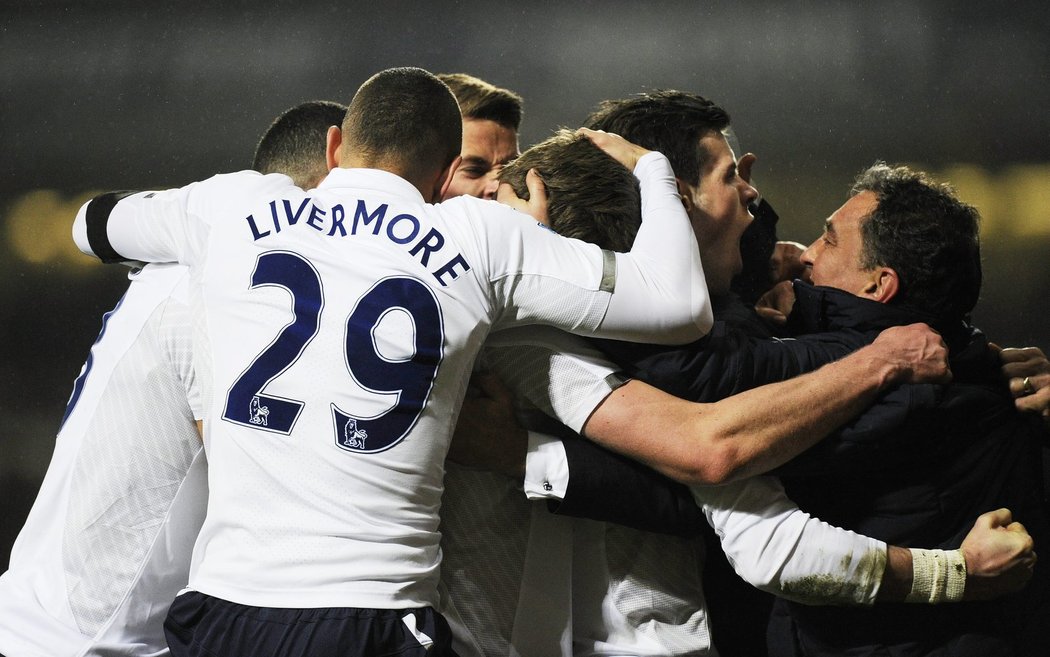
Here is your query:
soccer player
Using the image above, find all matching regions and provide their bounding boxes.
[0,99,346,657]
[71,67,713,656]
[437,73,523,201]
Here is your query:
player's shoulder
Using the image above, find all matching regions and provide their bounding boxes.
[197,169,297,195]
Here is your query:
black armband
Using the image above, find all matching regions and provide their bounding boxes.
[85,191,139,264]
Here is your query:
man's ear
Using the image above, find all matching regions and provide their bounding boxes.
[436,155,462,201]
[867,267,900,303]
[675,178,694,211]
[325,125,342,171]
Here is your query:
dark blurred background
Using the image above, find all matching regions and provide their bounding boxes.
[3,1,1049,564]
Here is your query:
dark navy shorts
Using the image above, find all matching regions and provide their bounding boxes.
[164,591,458,657]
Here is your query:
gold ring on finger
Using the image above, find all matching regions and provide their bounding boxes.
[1022,376,1035,396]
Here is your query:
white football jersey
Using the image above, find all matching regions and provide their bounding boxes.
[0,263,205,657]
[71,154,710,610]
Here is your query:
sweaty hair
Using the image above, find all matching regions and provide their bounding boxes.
[499,129,640,252]
[342,67,462,181]
[251,100,347,188]
[437,73,524,131]
[585,90,730,185]
[852,163,982,322]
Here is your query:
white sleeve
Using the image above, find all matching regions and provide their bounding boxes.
[481,326,628,433]
[598,151,712,343]
[695,476,887,606]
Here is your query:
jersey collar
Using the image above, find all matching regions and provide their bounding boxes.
[318,168,426,205]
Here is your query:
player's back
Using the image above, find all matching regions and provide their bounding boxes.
[177,166,607,611]
[0,263,204,657]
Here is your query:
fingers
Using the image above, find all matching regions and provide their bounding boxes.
[524,168,548,213]
[754,306,788,326]
[975,507,1013,530]
[999,346,1047,364]
[1008,375,1036,397]
[577,127,650,170]
[1015,389,1050,420]
[1005,520,1028,534]
[770,242,807,283]
[496,182,528,211]
[497,172,550,225]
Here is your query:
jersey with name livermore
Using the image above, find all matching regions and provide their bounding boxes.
[0,263,204,657]
[71,153,710,611]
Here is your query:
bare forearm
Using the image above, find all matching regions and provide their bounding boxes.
[877,546,914,601]
[587,345,897,484]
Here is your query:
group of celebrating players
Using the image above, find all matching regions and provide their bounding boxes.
[1,67,1048,657]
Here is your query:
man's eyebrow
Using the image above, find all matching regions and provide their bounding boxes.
[460,155,491,166]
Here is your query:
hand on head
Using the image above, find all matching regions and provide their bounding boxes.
[496,168,550,226]
[577,127,651,171]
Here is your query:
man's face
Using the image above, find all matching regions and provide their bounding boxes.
[800,191,879,295]
[679,133,758,296]
[442,118,519,200]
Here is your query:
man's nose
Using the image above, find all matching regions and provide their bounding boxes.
[800,241,818,265]
[741,181,759,205]
[482,175,500,200]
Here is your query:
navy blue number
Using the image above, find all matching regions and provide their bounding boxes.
[223,251,322,434]
[224,253,442,451]
[332,277,443,453]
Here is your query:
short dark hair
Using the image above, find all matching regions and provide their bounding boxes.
[251,100,347,188]
[585,90,730,185]
[499,129,640,252]
[437,73,523,131]
[852,163,982,322]
[342,67,462,181]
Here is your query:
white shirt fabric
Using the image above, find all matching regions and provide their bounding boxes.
[0,263,205,657]
[481,326,887,656]
[71,154,712,611]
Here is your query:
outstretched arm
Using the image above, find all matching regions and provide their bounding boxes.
[584,323,951,484]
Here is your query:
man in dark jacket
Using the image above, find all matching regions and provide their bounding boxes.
[556,163,1049,656]
[764,165,1048,656]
